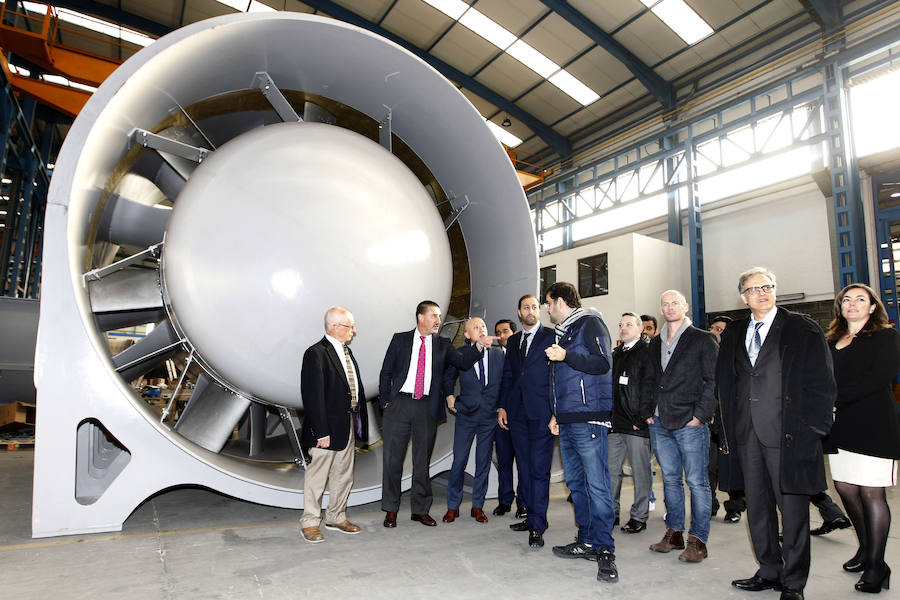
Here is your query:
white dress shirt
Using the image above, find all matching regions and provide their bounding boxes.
[324,333,358,392]
[745,306,778,353]
[400,332,433,396]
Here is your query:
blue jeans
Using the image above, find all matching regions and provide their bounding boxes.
[648,422,711,543]
[558,422,615,551]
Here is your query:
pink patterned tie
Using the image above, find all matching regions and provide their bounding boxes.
[414,335,426,398]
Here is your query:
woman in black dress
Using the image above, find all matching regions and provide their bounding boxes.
[826,283,900,594]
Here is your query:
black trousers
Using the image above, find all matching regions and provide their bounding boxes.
[737,431,811,591]
[381,394,437,514]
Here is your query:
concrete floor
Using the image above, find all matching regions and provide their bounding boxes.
[0,450,895,599]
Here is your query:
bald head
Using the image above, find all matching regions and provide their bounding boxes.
[463,317,487,342]
[324,306,355,343]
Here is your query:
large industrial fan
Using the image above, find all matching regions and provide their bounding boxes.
[32,12,537,538]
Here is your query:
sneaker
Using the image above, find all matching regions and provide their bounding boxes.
[552,540,598,561]
[596,549,619,583]
[648,500,656,512]
[621,518,647,534]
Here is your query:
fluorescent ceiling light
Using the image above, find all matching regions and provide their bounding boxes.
[650,0,713,45]
[506,40,559,78]
[459,8,516,50]
[485,120,522,147]
[23,1,154,47]
[549,71,600,106]
[421,0,468,20]
[0,211,6,216]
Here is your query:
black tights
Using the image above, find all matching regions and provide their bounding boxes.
[835,481,891,572]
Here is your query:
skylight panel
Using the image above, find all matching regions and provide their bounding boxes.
[421,0,469,20]
[248,1,276,12]
[647,0,713,45]
[217,0,250,10]
[23,2,154,47]
[506,40,559,78]
[459,8,516,50]
[548,70,600,106]
[485,120,522,147]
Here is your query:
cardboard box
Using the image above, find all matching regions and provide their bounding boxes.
[0,401,35,431]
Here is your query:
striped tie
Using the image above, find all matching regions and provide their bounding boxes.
[343,344,357,409]
[748,322,763,366]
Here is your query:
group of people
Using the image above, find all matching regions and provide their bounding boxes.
[295,267,900,598]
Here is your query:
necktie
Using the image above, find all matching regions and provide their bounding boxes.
[342,344,357,409]
[748,322,763,366]
[520,332,531,361]
[414,335,426,398]
[477,355,486,388]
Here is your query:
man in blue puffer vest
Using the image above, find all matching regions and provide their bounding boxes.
[543,281,618,584]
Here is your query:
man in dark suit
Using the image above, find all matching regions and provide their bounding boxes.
[442,317,505,523]
[641,290,717,563]
[492,319,524,518]
[379,300,495,528]
[498,294,555,547]
[717,268,835,600]
[299,306,368,543]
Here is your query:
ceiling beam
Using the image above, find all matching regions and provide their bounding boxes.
[300,0,569,157]
[803,0,842,34]
[49,0,173,37]
[537,0,675,109]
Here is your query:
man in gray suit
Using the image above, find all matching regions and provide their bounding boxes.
[717,267,835,600]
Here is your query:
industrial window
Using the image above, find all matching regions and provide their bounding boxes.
[578,253,608,298]
[540,265,556,299]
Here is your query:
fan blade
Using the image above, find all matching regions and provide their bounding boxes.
[88,268,162,314]
[110,320,180,382]
[131,150,188,201]
[95,309,167,332]
[303,101,336,124]
[173,372,251,453]
[96,194,171,248]
[248,402,268,457]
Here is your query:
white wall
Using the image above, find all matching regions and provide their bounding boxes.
[539,233,689,329]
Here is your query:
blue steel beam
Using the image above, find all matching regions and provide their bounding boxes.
[805,0,841,33]
[538,0,675,109]
[300,0,570,156]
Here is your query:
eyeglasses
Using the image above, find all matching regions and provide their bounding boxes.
[742,284,775,296]
[336,323,356,329]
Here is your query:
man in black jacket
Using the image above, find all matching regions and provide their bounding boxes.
[717,268,835,600]
[641,290,718,563]
[609,312,651,534]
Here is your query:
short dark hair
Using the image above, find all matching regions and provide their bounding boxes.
[545,281,581,309]
[709,315,733,326]
[495,319,517,333]
[416,300,439,317]
[518,294,538,310]
[640,314,657,328]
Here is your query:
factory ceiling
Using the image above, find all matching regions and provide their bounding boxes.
[2,0,889,168]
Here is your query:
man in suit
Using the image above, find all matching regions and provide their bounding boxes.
[379,300,495,528]
[717,268,835,600]
[442,317,505,523]
[299,306,368,543]
[544,282,618,584]
[492,318,525,518]
[641,290,717,563]
[498,294,555,547]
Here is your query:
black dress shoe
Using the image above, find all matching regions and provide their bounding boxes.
[843,551,865,573]
[780,588,803,600]
[856,565,891,593]
[492,504,511,516]
[528,529,544,548]
[810,515,851,536]
[411,513,437,526]
[620,519,647,533]
[515,506,528,519]
[724,510,742,523]
[509,520,529,531]
[732,575,783,592]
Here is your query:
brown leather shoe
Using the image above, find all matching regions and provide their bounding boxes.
[678,536,708,562]
[443,509,459,523]
[383,511,397,528]
[471,507,488,523]
[411,513,437,526]
[649,528,685,553]
[301,526,324,543]
[324,520,360,535]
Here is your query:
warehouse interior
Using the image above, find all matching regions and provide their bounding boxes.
[0,0,898,597]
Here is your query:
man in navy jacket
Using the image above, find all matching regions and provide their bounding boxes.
[544,281,618,584]
[441,317,505,523]
[498,294,555,546]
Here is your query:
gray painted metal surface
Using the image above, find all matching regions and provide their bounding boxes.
[0,297,38,403]
[33,12,536,538]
